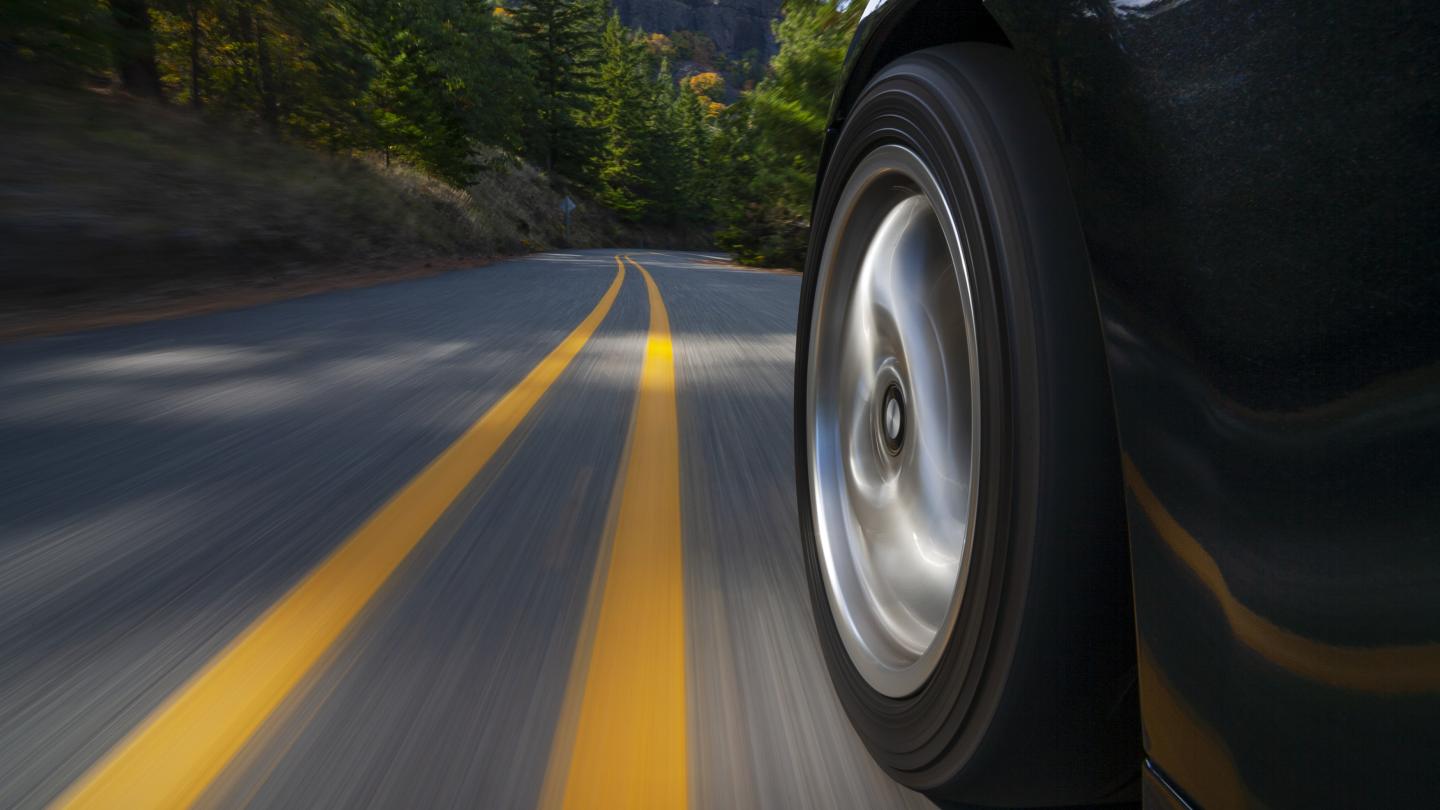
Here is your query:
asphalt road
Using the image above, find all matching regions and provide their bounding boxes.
[0,250,933,809]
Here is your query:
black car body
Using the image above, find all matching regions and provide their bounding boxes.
[814,1,1440,806]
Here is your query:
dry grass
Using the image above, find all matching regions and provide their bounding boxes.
[0,86,491,292]
[465,147,712,251]
[0,83,709,301]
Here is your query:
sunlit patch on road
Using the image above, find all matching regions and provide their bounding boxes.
[46,263,628,810]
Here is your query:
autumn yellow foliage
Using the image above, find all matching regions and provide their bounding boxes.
[646,33,675,58]
[687,72,724,97]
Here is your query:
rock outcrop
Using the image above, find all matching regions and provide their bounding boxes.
[612,0,782,59]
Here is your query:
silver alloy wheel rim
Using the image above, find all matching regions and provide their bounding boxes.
[807,144,981,698]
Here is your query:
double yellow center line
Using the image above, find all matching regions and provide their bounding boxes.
[54,256,688,809]
[551,257,687,809]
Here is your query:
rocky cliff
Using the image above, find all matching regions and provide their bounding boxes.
[612,0,782,59]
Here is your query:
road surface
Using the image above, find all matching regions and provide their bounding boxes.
[0,250,933,809]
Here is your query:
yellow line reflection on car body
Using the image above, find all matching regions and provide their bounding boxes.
[1124,454,1440,694]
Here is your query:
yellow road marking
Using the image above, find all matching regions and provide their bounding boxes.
[53,261,628,810]
[1136,642,1254,809]
[555,256,687,809]
[1124,454,1440,694]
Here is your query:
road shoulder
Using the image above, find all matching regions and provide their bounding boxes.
[0,254,511,344]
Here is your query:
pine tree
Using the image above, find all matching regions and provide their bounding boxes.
[589,16,719,225]
[591,13,637,211]
[5,0,825,245]
[716,0,859,265]
[634,54,685,222]
[509,0,607,182]
[671,76,713,223]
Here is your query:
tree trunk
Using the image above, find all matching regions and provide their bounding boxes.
[254,14,279,134]
[188,0,203,108]
[109,0,164,99]
[237,2,255,88]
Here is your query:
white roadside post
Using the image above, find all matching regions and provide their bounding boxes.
[561,195,577,244]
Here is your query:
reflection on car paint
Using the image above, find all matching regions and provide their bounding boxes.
[1124,455,1440,695]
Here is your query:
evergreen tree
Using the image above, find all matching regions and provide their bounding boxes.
[715,0,858,265]
[591,13,649,217]
[671,76,714,223]
[354,0,527,183]
[3,0,860,253]
[591,26,705,224]
[183,0,364,141]
[0,0,115,79]
[633,55,686,222]
[509,0,606,182]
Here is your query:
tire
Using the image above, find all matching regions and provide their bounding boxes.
[795,44,1140,807]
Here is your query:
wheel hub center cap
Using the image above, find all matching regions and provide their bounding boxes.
[880,384,905,455]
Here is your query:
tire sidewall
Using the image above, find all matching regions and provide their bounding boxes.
[796,43,1134,802]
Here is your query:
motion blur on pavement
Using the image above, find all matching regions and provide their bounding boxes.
[1,251,934,809]
[0,0,925,807]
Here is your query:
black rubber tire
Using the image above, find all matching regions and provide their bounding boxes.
[795,44,1140,807]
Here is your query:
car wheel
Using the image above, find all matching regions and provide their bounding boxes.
[796,43,1139,806]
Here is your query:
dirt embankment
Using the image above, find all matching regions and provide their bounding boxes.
[0,83,709,340]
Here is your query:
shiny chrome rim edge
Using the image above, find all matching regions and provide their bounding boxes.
[807,144,982,698]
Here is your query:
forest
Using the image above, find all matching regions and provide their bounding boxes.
[1,0,860,272]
